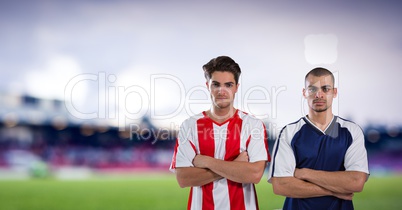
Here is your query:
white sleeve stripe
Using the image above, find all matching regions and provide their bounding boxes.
[269,125,287,178]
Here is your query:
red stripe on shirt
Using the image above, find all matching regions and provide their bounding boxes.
[170,139,179,169]
[262,123,271,162]
[225,114,246,210]
[252,184,259,210]
[245,135,251,149]
[187,187,193,210]
[197,117,215,210]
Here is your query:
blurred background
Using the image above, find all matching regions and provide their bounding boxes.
[0,0,401,209]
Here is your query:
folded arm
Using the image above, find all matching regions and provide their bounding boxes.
[271,176,354,200]
[294,168,368,193]
[174,152,247,188]
[175,167,222,188]
[193,152,266,184]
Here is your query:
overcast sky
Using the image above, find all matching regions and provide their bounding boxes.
[1,0,401,132]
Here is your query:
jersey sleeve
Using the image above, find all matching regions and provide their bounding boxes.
[246,119,270,163]
[344,125,369,174]
[267,125,296,183]
[169,120,197,172]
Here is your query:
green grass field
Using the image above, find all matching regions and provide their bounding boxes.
[0,174,401,210]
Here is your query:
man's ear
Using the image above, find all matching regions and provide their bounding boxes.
[234,83,239,93]
[206,82,209,91]
[302,88,308,98]
[332,87,338,98]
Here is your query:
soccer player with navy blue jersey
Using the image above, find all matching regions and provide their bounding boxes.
[267,67,369,210]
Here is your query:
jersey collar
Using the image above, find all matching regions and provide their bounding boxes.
[303,115,338,135]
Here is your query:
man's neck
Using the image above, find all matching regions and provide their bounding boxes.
[207,106,236,124]
[307,111,334,132]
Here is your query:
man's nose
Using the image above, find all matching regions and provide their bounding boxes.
[218,87,226,94]
[315,89,325,98]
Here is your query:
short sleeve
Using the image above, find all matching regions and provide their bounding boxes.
[267,126,297,183]
[344,125,369,174]
[169,120,197,172]
[246,120,270,163]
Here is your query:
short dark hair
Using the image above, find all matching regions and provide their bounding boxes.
[203,56,241,84]
[305,67,335,86]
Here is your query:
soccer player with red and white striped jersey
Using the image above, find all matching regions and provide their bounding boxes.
[170,56,270,210]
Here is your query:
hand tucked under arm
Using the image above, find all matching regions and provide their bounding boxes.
[174,152,250,188]
[175,167,222,188]
[233,151,249,162]
[193,152,266,184]
[294,168,368,194]
[271,177,354,200]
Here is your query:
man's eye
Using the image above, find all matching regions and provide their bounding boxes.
[308,87,318,93]
[212,83,220,87]
[225,83,233,88]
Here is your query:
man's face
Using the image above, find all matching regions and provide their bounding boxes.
[303,74,337,113]
[207,71,239,110]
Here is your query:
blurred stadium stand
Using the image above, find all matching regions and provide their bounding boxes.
[0,93,401,179]
[0,93,176,178]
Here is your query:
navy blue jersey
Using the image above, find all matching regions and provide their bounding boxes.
[268,116,369,210]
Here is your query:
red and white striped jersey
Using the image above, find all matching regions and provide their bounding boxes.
[170,110,270,210]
